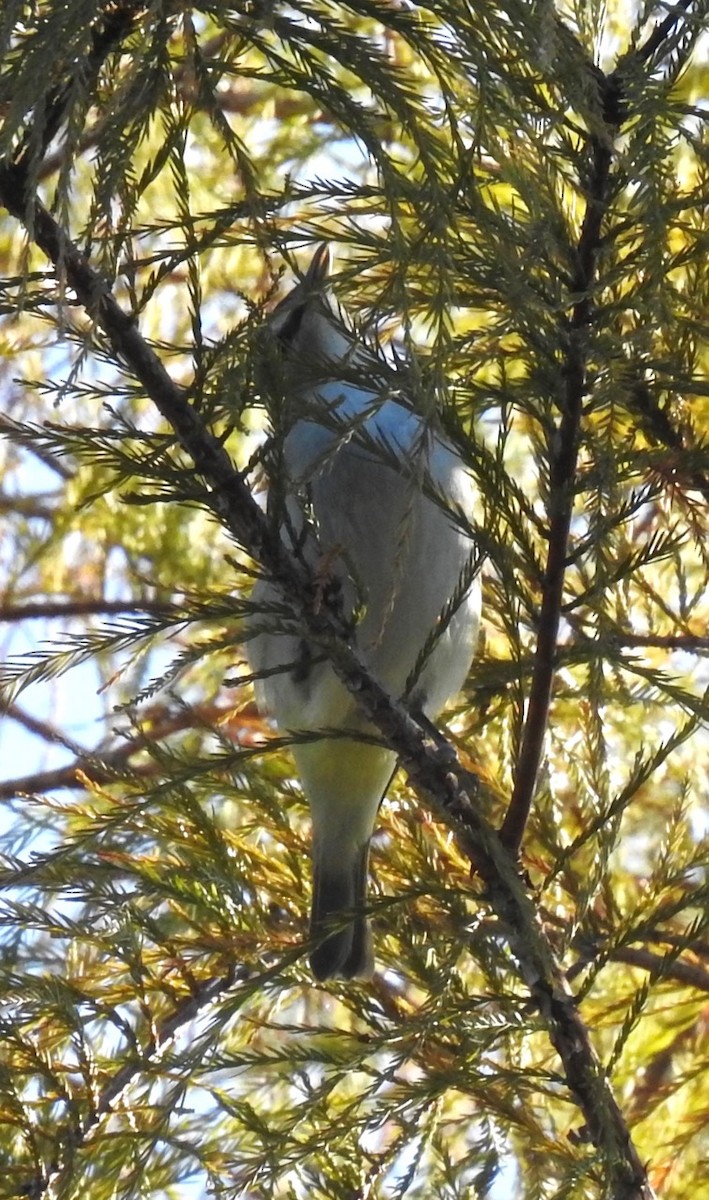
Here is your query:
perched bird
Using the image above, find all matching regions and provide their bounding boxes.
[248,245,480,980]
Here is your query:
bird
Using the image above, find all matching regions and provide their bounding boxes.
[248,244,480,981]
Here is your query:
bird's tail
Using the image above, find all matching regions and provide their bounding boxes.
[310,839,374,981]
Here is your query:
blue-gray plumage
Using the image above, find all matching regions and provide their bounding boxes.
[248,245,480,980]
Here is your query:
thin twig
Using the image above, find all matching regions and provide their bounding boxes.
[0,702,235,801]
[0,494,57,521]
[22,440,75,481]
[35,21,220,181]
[568,940,709,993]
[0,755,154,803]
[12,0,145,175]
[5,703,87,758]
[616,633,709,651]
[611,946,709,993]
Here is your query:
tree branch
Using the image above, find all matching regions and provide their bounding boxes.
[615,632,709,652]
[612,946,709,993]
[633,0,699,67]
[501,106,616,855]
[0,703,235,802]
[0,493,57,521]
[5,703,87,758]
[568,938,709,993]
[0,598,173,622]
[12,0,145,176]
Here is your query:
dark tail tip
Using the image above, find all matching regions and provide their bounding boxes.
[310,916,374,981]
[310,841,374,981]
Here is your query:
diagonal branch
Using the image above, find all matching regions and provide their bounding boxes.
[0,702,236,802]
[633,0,699,67]
[608,946,709,993]
[5,702,88,758]
[0,143,656,1200]
[12,0,146,175]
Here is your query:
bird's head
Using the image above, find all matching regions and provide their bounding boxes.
[255,244,381,421]
[265,243,356,368]
[267,243,331,347]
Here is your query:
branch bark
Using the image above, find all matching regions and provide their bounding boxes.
[0,598,173,622]
[0,703,236,803]
[500,99,617,855]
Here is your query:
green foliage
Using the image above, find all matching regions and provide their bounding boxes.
[0,1,707,1198]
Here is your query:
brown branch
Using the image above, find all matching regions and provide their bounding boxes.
[5,703,87,758]
[0,754,155,803]
[568,938,709,993]
[611,946,709,993]
[616,633,709,651]
[0,493,57,521]
[644,930,709,958]
[16,438,74,481]
[0,598,173,622]
[12,0,145,176]
[35,32,311,182]
[0,702,235,801]
[500,119,616,855]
